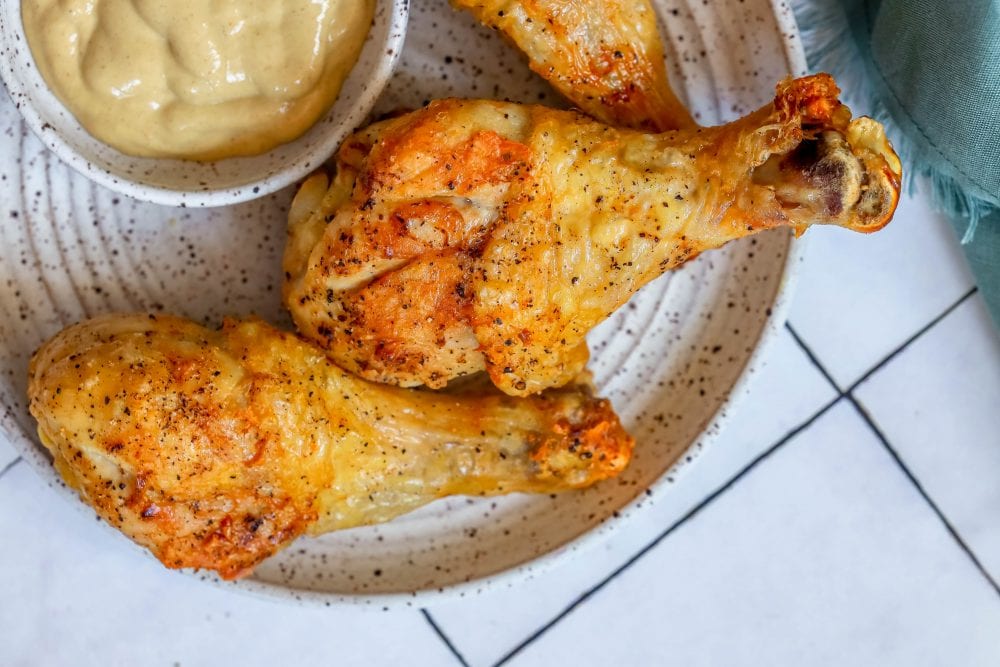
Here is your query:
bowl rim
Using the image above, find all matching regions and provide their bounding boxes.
[0,0,409,208]
[0,0,811,607]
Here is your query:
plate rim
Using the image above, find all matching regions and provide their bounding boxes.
[0,0,810,607]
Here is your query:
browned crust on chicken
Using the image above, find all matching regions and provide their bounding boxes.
[29,314,634,578]
[451,0,695,131]
[285,74,901,396]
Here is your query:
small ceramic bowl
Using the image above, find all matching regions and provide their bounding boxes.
[0,0,408,207]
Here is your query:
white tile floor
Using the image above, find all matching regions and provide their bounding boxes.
[1,188,997,666]
[504,403,1000,667]
[854,295,1000,581]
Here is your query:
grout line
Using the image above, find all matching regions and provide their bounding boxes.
[785,323,843,393]
[421,609,471,667]
[789,287,977,398]
[0,456,23,482]
[483,289,983,666]
[492,396,843,667]
[785,304,999,597]
[846,397,1000,597]
[847,287,978,393]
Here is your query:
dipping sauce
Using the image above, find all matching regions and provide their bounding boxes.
[22,0,374,161]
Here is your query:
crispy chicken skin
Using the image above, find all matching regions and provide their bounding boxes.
[28,314,632,579]
[451,0,694,131]
[284,74,901,396]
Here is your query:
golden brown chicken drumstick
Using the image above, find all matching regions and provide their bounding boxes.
[284,74,901,397]
[451,0,694,131]
[28,314,632,579]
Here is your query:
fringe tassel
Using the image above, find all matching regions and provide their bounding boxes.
[790,0,997,243]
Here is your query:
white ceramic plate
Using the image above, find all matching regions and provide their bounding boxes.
[0,0,807,605]
[0,0,408,207]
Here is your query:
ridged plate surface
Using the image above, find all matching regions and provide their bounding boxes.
[0,0,806,604]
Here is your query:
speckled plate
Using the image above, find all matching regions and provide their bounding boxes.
[0,0,807,605]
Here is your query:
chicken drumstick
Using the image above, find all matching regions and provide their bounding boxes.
[28,314,632,579]
[450,0,695,131]
[283,74,901,396]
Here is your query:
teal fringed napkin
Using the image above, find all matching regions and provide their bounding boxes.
[792,0,1000,326]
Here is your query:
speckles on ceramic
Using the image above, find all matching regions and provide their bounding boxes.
[0,0,408,207]
[0,0,809,605]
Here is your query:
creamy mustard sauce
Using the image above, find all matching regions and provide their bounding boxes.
[22,0,374,161]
